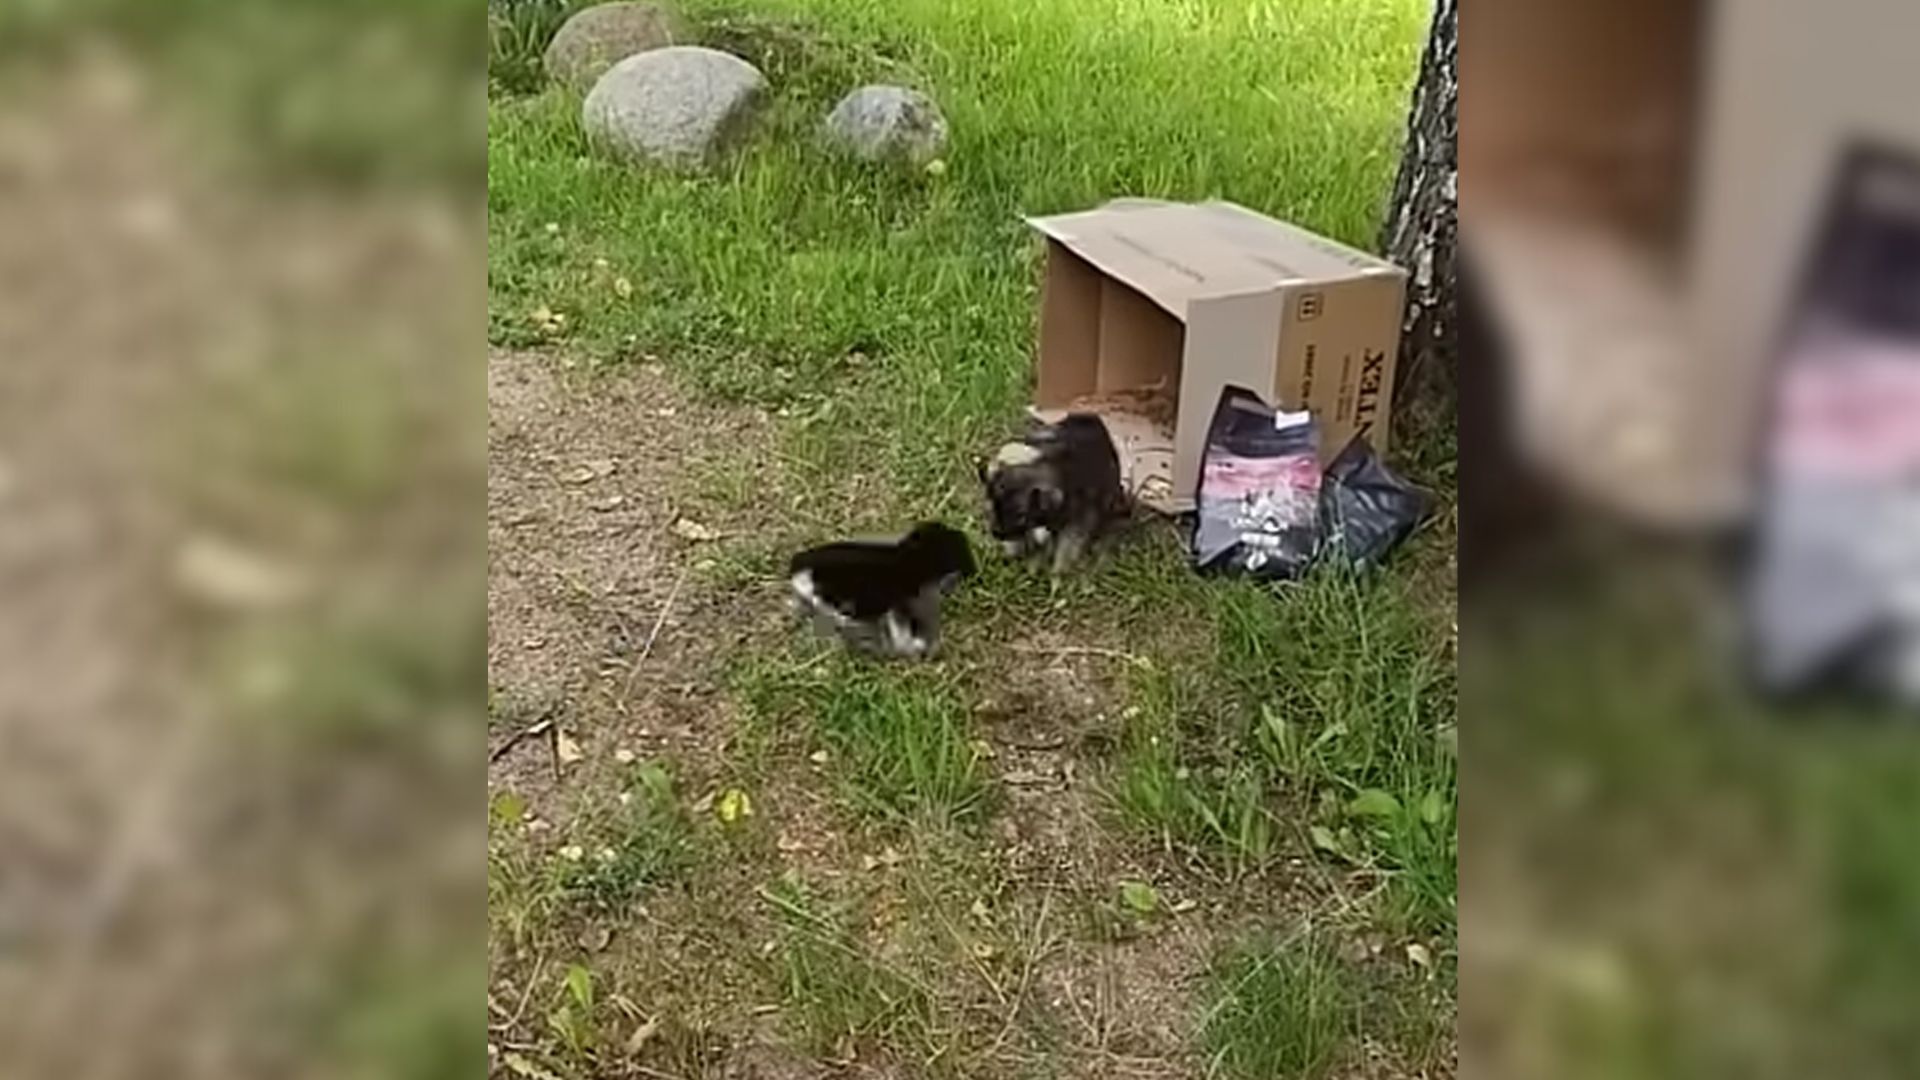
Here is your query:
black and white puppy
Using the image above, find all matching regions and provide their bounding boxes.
[979,413,1128,574]
[788,522,975,659]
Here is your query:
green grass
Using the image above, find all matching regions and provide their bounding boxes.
[737,654,991,828]
[1110,570,1456,933]
[556,761,698,911]
[1202,929,1360,1080]
[489,0,595,94]
[761,876,940,1059]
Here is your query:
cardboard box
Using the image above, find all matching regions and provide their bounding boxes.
[1462,0,1920,529]
[1024,200,1407,513]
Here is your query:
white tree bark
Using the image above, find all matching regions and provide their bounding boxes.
[1380,0,1458,408]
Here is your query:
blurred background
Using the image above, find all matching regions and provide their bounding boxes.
[4,0,1916,1077]
[0,2,480,1078]
[1461,1,1919,1078]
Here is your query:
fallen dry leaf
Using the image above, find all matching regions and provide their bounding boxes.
[562,458,617,484]
[624,1016,661,1055]
[589,495,627,512]
[1407,942,1433,969]
[502,1052,563,1080]
[613,276,634,298]
[555,732,584,766]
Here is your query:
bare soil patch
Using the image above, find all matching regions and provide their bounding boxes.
[487,348,778,804]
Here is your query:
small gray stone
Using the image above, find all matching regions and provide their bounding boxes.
[823,85,948,165]
[582,47,766,170]
[544,2,687,91]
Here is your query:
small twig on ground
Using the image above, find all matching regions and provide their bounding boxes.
[491,953,548,1034]
[1010,643,1145,665]
[620,562,691,702]
[1000,735,1070,752]
[987,890,1055,1054]
[488,710,556,765]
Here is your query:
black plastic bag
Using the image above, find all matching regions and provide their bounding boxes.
[1191,386,1322,579]
[1318,436,1432,570]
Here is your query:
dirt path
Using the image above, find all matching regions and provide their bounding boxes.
[486,347,779,801]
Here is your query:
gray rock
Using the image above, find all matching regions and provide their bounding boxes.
[823,85,948,165]
[544,2,687,91]
[582,47,766,170]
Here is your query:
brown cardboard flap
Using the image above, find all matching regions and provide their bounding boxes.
[1027,205,1297,317]
[1191,202,1404,278]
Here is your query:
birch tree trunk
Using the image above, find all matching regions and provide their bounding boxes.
[1380,0,1458,411]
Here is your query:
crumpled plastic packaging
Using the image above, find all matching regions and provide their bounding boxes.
[1191,385,1430,580]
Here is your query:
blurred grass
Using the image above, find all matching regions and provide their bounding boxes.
[4,0,481,187]
[1471,561,1920,1080]
[0,3,481,1078]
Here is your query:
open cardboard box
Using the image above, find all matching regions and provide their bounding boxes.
[1023,200,1407,514]
[1464,0,1920,528]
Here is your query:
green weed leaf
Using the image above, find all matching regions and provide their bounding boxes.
[1348,789,1403,819]
[564,963,593,1012]
[1119,880,1160,914]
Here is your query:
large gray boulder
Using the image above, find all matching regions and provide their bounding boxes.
[544,2,687,92]
[823,85,948,165]
[582,47,766,170]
